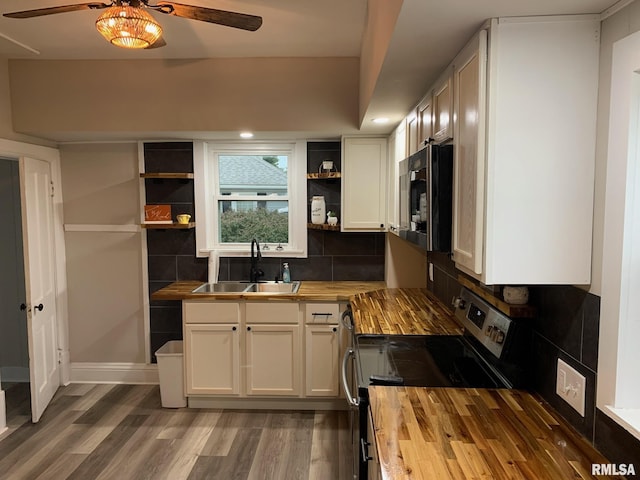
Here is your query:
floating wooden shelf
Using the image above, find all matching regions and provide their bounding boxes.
[307,223,340,231]
[142,222,196,229]
[457,275,536,318]
[140,173,194,179]
[306,172,341,179]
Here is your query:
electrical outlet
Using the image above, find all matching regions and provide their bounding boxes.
[556,358,586,417]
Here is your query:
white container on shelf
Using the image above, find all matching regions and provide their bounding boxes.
[311,196,326,224]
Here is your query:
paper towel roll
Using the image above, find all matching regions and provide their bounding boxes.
[208,251,220,284]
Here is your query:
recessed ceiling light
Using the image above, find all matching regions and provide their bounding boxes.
[372,117,390,124]
[240,132,254,138]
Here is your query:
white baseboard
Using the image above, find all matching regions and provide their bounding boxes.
[70,362,159,384]
[0,390,6,434]
[0,367,29,383]
[188,396,347,411]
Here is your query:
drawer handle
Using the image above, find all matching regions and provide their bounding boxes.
[232,326,237,331]
[247,326,251,331]
[312,313,333,317]
[332,327,337,332]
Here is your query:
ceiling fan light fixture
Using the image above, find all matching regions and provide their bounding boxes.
[95,5,162,49]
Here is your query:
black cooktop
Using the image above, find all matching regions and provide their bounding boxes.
[355,335,508,392]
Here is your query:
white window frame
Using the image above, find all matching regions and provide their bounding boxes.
[599,28,640,441]
[194,140,307,258]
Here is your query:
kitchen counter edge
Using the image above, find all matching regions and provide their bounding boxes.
[150,280,387,302]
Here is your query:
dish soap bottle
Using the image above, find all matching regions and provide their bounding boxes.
[282,263,291,283]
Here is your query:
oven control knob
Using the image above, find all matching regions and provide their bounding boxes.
[484,325,493,336]
[452,297,466,310]
[495,329,505,344]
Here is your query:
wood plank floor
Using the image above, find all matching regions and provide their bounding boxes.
[0,383,355,480]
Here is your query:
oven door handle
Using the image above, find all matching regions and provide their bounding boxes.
[341,348,359,408]
[341,308,353,331]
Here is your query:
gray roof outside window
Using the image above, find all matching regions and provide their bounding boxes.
[219,156,287,193]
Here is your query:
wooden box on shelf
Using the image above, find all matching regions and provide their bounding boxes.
[144,204,172,224]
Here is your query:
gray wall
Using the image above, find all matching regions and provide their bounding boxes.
[0,158,28,381]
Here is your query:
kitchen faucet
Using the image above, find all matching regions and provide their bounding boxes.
[250,238,264,283]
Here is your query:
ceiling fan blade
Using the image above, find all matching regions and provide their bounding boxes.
[155,2,262,31]
[3,3,110,19]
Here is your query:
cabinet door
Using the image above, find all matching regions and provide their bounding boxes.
[433,71,453,143]
[245,324,301,396]
[184,324,240,395]
[305,325,340,397]
[407,113,419,155]
[452,30,487,276]
[417,94,433,148]
[341,137,388,231]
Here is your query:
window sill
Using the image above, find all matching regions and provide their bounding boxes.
[198,248,307,258]
[603,405,640,442]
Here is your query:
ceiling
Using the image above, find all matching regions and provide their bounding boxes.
[0,0,626,140]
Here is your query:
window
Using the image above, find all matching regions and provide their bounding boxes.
[194,141,307,257]
[599,29,640,441]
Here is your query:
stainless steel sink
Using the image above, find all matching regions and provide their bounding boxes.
[191,281,300,294]
[191,281,251,293]
[244,281,301,294]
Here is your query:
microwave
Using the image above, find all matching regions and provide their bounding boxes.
[398,144,453,251]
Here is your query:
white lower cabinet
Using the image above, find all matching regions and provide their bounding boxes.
[245,324,301,396]
[183,299,345,400]
[305,324,340,396]
[184,323,240,395]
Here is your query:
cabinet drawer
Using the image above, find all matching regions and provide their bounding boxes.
[304,303,341,324]
[246,302,299,324]
[184,301,241,324]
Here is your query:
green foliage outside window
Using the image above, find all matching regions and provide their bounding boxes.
[220,209,288,243]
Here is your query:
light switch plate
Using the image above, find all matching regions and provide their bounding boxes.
[556,358,586,417]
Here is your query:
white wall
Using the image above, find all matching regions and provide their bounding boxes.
[60,143,146,364]
[8,57,359,141]
[0,58,55,147]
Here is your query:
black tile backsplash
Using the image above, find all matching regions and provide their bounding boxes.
[145,142,196,363]
[427,252,640,464]
[145,141,385,362]
[595,409,640,466]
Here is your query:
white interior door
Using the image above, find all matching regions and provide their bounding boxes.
[20,156,59,423]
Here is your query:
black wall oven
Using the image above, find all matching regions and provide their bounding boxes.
[398,143,453,251]
[341,288,530,479]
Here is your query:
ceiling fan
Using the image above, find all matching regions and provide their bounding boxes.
[3,0,263,49]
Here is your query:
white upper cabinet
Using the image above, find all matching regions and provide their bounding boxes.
[452,16,600,285]
[452,30,488,276]
[432,69,454,144]
[417,93,434,148]
[341,136,388,232]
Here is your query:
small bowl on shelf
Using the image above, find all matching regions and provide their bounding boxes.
[176,214,191,224]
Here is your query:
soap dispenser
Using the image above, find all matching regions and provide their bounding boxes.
[282,263,291,283]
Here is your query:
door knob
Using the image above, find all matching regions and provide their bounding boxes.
[35,303,44,312]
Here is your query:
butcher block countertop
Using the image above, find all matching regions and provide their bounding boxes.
[150,280,386,302]
[368,386,618,480]
[351,288,462,336]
